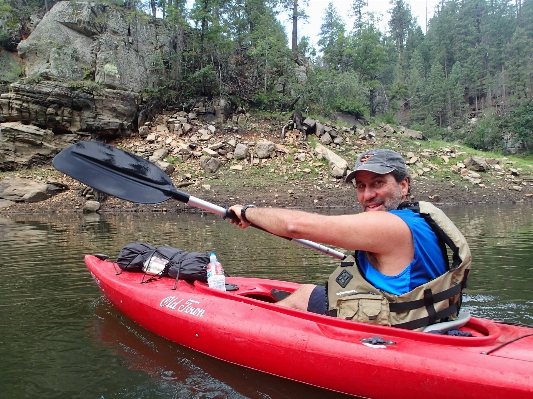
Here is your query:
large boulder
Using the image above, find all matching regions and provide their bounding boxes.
[0,176,67,203]
[400,127,427,140]
[465,156,490,172]
[17,2,182,93]
[200,156,220,173]
[234,143,248,160]
[255,141,275,159]
[314,143,348,178]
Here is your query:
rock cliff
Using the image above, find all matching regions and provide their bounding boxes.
[0,1,183,170]
[16,2,182,93]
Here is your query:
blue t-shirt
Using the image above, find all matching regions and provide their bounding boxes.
[357,209,447,295]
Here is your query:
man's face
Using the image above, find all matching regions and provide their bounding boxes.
[354,170,409,212]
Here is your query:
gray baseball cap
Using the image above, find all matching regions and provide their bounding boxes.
[345,149,407,183]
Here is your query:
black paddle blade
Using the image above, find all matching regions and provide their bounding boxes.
[52,141,186,204]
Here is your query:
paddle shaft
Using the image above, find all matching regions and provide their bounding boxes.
[185,194,346,260]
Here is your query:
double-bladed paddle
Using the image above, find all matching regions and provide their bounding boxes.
[52,141,346,260]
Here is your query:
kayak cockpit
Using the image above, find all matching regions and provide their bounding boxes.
[193,277,297,305]
[193,277,503,343]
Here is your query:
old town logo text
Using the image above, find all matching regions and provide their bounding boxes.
[160,296,205,317]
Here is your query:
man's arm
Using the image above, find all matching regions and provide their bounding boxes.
[229,205,414,275]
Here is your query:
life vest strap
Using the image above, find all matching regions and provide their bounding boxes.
[393,301,460,330]
[389,283,462,312]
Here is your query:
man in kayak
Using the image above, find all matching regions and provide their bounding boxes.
[229,148,470,328]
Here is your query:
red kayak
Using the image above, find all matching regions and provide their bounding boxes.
[85,254,533,399]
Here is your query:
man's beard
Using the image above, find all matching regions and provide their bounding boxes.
[362,187,405,211]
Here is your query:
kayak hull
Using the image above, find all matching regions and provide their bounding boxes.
[85,255,533,399]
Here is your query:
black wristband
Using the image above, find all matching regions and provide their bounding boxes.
[241,204,257,224]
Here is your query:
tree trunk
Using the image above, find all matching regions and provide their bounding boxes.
[292,0,298,60]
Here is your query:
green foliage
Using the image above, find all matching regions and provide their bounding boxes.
[349,24,387,80]
[504,27,533,99]
[180,64,218,98]
[0,0,13,48]
[83,68,95,81]
[297,36,316,60]
[375,113,397,125]
[22,74,43,84]
[124,8,150,24]
[307,69,369,118]
[464,112,504,152]
[318,3,348,70]
[510,99,533,149]
[334,98,366,119]
[3,61,23,80]
[388,0,414,58]
[67,80,104,94]
[0,0,13,23]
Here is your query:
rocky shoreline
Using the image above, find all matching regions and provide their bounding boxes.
[2,173,532,215]
[1,112,533,215]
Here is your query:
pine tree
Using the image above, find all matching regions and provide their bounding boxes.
[447,61,468,124]
[350,0,368,36]
[388,0,414,60]
[407,49,427,123]
[504,27,533,100]
[317,3,347,71]
[277,0,309,61]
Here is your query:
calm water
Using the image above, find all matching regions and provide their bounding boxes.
[1,204,533,399]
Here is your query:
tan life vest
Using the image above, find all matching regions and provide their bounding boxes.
[326,201,471,331]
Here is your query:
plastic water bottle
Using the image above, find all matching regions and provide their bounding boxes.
[207,252,226,291]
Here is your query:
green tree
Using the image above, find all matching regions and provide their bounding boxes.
[426,62,447,127]
[425,0,461,78]
[510,99,533,150]
[349,21,387,116]
[317,2,347,71]
[350,23,385,80]
[388,0,414,60]
[518,0,533,37]
[504,27,533,100]
[446,61,468,125]
[387,0,418,108]
[406,49,427,123]
[277,0,308,61]
[248,9,292,94]
[350,0,367,35]
[184,0,233,97]
[308,69,369,117]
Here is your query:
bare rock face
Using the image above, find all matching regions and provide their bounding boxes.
[0,81,140,136]
[17,2,182,92]
[0,1,183,136]
[0,51,23,86]
[0,121,79,170]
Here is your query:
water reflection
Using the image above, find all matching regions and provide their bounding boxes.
[1,203,533,398]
